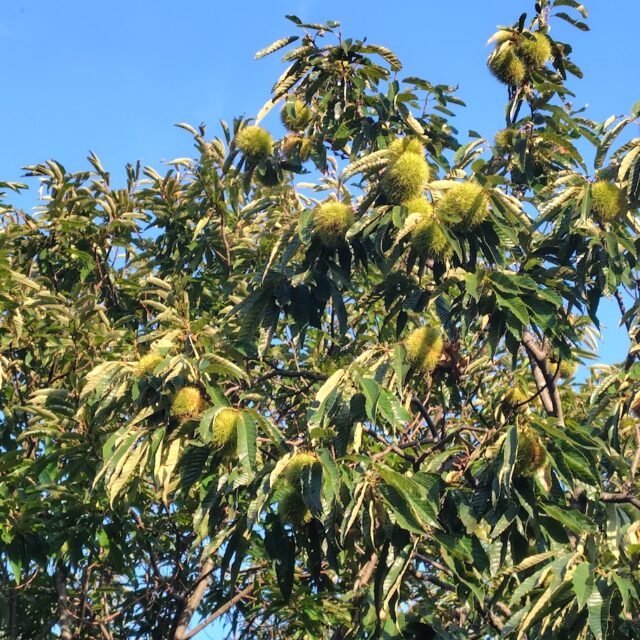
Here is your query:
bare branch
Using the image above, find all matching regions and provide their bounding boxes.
[364,426,415,462]
[631,424,640,481]
[173,556,215,640]
[353,553,378,591]
[522,331,564,425]
[521,330,546,362]
[601,492,640,510]
[183,583,255,640]
[411,396,439,439]
[254,364,329,384]
[54,565,73,640]
[614,288,631,330]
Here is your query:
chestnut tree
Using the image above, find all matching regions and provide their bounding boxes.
[2,1,640,638]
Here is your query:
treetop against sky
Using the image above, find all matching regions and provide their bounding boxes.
[1,1,640,639]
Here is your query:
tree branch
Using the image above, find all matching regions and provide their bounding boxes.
[254,365,328,384]
[353,553,378,591]
[614,288,631,330]
[630,424,640,481]
[600,492,640,510]
[54,565,73,640]
[525,351,554,413]
[522,331,564,425]
[411,396,439,439]
[521,331,546,362]
[183,582,255,640]
[408,565,453,591]
[414,426,466,468]
[364,426,414,462]
[173,556,214,640]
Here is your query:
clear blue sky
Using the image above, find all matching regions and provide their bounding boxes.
[2,1,638,637]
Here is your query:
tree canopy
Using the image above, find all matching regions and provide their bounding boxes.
[2,1,640,638]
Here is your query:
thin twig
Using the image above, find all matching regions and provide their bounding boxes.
[363,426,414,462]
[253,365,328,384]
[411,396,438,439]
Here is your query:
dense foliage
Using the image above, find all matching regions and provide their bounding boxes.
[2,1,640,638]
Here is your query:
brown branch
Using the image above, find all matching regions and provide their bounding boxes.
[216,204,232,271]
[8,586,17,640]
[615,288,638,370]
[98,623,114,640]
[413,426,465,468]
[408,565,453,591]
[363,426,414,462]
[77,561,97,636]
[415,553,452,576]
[631,424,640,481]
[182,582,255,640]
[353,553,379,591]
[253,365,329,385]
[411,396,439,439]
[130,509,162,580]
[12,567,39,591]
[614,288,631,330]
[521,330,546,362]
[54,565,73,640]
[468,397,492,429]
[525,351,554,413]
[522,331,564,425]
[600,492,640,510]
[173,556,215,640]
[495,601,513,618]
